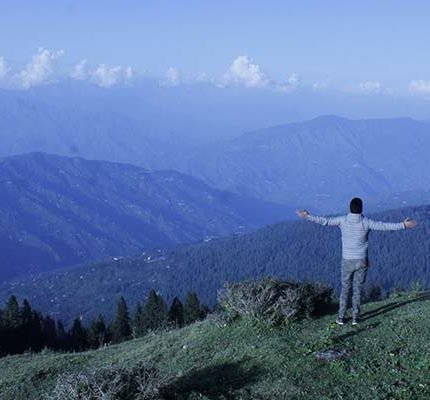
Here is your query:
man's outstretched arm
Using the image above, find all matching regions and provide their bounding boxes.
[296,210,343,226]
[366,217,417,231]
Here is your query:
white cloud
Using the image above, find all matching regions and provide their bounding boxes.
[70,60,134,88]
[90,64,123,88]
[358,81,383,94]
[220,56,269,88]
[71,59,88,80]
[194,72,211,82]
[275,73,301,92]
[218,56,301,92]
[287,73,300,86]
[161,69,217,87]
[17,47,64,89]
[409,80,430,95]
[162,67,181,87]
[312,80,330,91]
[124,66,133,81]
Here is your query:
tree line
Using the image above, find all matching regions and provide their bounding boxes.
[0,289,208,357]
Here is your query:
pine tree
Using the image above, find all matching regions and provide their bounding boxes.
[20,299,32,324]
[20,299,33,350]
[167,297,184,328]
[2,295,22,354]
[0,309,5,356]
[111,297,131,343]
[56,320,69,350]
[142,289,167,332]
[183,292,204,325]
[88,314,107,348]
[41,316,58,349]
[3,295,21,328]
[69,317,87,351]
[132,302,146,338]
[30,311,45,352]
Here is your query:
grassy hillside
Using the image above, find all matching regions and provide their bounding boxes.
[1,292,430,399]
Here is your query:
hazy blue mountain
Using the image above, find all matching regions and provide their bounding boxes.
[1,203,427,326]
[0,81,311,168]
[178,116,430,212]
[2,84,430,215]
[0,83,179,168]
[3,81,430,173]
[0,152,294,283]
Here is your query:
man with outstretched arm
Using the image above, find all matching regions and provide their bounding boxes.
[297,197,417,326]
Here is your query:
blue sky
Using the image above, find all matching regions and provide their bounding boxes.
[0,1,430,95]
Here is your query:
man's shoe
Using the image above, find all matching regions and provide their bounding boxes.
[335,318,344,326]
[352,318,360,326]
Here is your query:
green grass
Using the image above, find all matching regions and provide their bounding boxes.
[1,292,430,399]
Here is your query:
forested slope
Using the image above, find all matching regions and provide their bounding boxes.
[1,204,428,325]
[0,152,293,282]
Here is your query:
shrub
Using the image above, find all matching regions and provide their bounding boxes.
[410,281,423,294]
[217,277,333,326]
[46,362,169,400]
[364,284,384,303]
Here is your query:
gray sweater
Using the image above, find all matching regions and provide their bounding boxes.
[307,213,405,260]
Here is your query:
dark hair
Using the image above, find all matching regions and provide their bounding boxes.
[350,197,363,214]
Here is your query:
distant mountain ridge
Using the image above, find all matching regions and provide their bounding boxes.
[0,152,293,282]
[0,81,310,168]
[2,89,429,214]
[177,115,430,212]
[2,203,427,326]
[0,87,170,168]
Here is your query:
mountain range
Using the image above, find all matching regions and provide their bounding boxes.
[0,81,313,167]
[0,152,293,282]
[3,87,429,214]
[176,116,430,212]
[2,86,430,323]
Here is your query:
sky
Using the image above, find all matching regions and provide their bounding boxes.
[0,0,430,97]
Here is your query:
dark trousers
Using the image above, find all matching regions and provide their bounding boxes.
[338,258,368,320]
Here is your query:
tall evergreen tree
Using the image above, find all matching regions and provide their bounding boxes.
[42,316,58,349]
[20,299,32,324]
[0,309,5,356]
[88,314,107,348]
[111,297,132,343]
[56,320,69,350]
[132,302,146,338]
[167,297,184,329]
[3,295,21,328]
[143,289,167,332]
[29,311,45,351]
[1,296,22,354]
[20,299,33,350]
[183,292,205,325]
[69,317,87,351]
